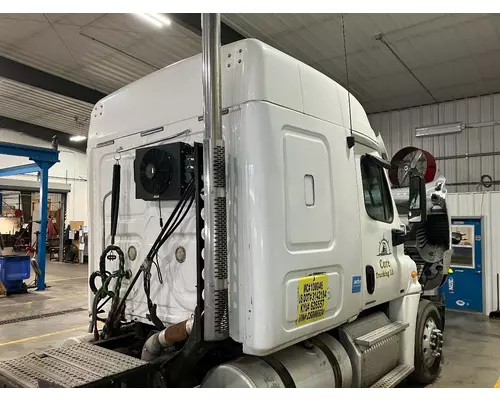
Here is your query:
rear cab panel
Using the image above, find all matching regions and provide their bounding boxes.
[88,38,389,356]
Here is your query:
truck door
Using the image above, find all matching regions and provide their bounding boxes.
[355,149,406,309]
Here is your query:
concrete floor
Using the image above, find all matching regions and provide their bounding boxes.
[1,260,500,387]
[428,310,500,388]
[0,260,89,360]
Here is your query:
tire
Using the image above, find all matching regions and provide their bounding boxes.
[411,299,443,385]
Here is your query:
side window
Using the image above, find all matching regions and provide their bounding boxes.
[361,156,394,223]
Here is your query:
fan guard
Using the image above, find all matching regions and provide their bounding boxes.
[389,146,436,187]
[139,148,173,196]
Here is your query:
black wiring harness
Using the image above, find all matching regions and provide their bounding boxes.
[144,179,196,329]
[90,177,196,339]
[89,245,127,339]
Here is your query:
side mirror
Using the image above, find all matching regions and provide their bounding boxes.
[408,175,427,224]
[392,227,406,247]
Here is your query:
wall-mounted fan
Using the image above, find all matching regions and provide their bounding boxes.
[139,147,173,196]
[389,146,437,188]
[134,142,193,201]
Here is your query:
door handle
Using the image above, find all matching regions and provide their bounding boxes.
[476,270,481,275]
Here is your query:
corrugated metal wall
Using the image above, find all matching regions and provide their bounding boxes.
[369,93,500,192]
[447,192,500,315]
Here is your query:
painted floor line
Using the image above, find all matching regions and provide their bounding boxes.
[47,294,87,301]
[0,325,88,347]
[46,276,87,283]
[494,377,500,388]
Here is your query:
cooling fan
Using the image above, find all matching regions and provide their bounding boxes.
[134,142,193,201]
[139,147,173,197]
[389,146,437,188]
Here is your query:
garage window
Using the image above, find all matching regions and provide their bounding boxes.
[361,156,393,223]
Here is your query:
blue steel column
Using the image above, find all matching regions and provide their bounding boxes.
[37,162,50,291]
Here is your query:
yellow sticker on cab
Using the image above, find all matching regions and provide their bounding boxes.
[296,274,328,326]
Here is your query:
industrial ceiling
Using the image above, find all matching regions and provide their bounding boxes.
[0,13,499,151]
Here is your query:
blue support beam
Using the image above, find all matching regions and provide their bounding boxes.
[36,161,51,291]
[0,141,59,291]
[0,141,59,164]
[0,163,40,177]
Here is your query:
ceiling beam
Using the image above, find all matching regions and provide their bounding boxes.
[0,116,87,152]
[0,55,106,104]
[169,14,245,45]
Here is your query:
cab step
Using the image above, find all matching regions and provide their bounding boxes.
[355,321,409,347]
[0,342,148,388]
[370,364,414,388]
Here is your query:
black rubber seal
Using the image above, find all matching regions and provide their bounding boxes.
[312,338,343,388]
[110,163,121,245]
[262,356,296,388]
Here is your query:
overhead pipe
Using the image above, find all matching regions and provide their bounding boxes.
[201,13,229,341]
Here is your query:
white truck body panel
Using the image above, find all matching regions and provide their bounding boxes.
[88,39,419,356]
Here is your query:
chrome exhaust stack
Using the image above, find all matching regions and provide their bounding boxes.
[201,13,229,341]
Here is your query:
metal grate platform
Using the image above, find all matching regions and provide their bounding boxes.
[0,342,148,388]
[355,321,409,347]
[371,364,414,388]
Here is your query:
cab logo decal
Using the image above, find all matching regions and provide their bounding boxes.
[377,259,394,278]
[378,236,391,256]
[296,274,328,326]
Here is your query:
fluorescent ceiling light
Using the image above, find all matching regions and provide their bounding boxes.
[70,135,87,142]
[415,122,464,137]
[146,13,171,26]
[134,13,170,28]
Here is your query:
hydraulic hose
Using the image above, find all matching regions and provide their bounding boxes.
[91,171,196,339]
[89,244,126,339]
[115,180,195,320]
[144,182,195,329]
[89,162,126,339]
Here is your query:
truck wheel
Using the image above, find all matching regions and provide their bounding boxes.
[411,299,444,385]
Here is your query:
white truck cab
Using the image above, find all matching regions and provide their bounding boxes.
[84,38,450,387]
[0,36,450,389]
